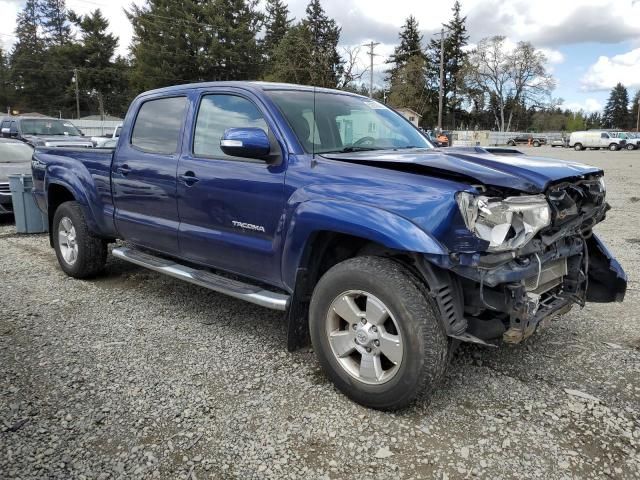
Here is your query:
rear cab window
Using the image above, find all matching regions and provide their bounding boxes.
[131,96,188,154]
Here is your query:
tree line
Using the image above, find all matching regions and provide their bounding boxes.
[0,0,638,132]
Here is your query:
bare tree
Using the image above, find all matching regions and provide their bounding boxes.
[338,46,367,90]
[464,36,555,131]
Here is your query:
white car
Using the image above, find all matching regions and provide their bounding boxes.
[568,131,626,151]
[611,132,639,150]
[92,123,122,148]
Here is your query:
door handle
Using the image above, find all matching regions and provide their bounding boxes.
[179,171,199,186]
[117,164,131,176]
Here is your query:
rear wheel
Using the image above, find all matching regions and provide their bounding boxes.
[507,140,516,146]
[533,141,540,147]
[53,201,107,278]
[309,256,449,410]
[574,143,583,151]
[609,143,619,151]
[626,143,636,151]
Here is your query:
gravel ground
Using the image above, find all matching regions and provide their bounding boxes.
[1,146,639,479]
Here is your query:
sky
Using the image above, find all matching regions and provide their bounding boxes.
[1,0,640,113]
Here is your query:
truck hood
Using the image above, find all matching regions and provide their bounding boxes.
[322,146,602,193]
[23,135,94,147]
[0,161,31,182]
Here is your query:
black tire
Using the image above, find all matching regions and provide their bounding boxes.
[626,143,635,151]
[507,140,516,146]
[574,143,583,151]
[533,141,540,147]
[309,256,449,410]
[609,143,618,151]
[52,201,107,278]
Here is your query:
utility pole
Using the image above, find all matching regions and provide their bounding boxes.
[437,28,445,131]
[73,68,80,120]
[363,41,380,98]
[637,98,640,132]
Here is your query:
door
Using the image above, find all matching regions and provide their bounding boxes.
[112,95,188,255]
[177,92,287,286]
[599,132,610,148]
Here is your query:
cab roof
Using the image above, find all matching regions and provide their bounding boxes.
[138,81,366,99]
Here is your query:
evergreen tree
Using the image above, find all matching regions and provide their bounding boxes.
[10,0,49,113]
[127,0,208,91]
[426,1,468,128]
[631,90,640,131]
[386,16,431,121]
[263,0,292,65]
[602,83,630,129]
[74,10,130,118]
[385,16,425,81]
[38,0,72,46]
[586,111,602,130]
[266,0,342,87]
[0,47,11,114]
[265,24,314,84]
[204,0,263,81]
[301,0,343,87]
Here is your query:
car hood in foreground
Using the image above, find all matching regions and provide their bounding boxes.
[0,161,31,182]
[322,146,602,193]
[22,135,94,147]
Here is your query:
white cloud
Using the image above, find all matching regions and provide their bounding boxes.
[581,48,640,92]
[564,98,603,113]
[539,48,564,65]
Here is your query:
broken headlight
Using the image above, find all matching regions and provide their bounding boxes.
[456,192,551,251]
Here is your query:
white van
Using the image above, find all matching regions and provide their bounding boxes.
[568,131,626,151]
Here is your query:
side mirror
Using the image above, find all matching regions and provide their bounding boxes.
[1,127,9,137]
[220,127,270,159]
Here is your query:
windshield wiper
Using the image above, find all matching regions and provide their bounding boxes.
[321,146,382,154]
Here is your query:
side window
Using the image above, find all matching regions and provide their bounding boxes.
[194,94,268,158]
[10,121,18,134]
[131,96,187,154]
[601,133,609,139]
[0,120,9,130]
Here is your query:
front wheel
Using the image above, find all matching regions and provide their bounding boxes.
[309,256,449,410]
[533,141,540,147]
[53,201,107,278]
[574,143,583,151]
[626,143,636,151]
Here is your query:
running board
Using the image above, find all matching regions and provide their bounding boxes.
[111,247,290,311]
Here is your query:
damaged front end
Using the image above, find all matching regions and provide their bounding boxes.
[422,174,627,345]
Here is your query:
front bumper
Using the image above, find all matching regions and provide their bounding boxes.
[422,233,626,345]
[0,183,13,213]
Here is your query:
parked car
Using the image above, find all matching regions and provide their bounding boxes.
[0,138,34,214]
[92,123,123,148]
[549,137,568,148]
[506,134,547,147]
[610,131,639,150]
[569,131,626,151]
[0,116,94,148]
[32,82,627,410]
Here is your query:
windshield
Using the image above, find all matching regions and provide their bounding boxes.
[0,142,33,163]
[266,90,433,154]
[21,119,82,136]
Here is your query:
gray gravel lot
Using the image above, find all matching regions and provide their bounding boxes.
[1,146,639,479]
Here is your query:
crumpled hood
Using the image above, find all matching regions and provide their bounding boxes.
[23,135,94,147]
[0,161,31,182]
[323,146,602,193]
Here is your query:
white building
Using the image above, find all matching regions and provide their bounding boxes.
[395,108,422,127]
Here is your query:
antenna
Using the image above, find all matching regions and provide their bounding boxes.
[312,86,316,159]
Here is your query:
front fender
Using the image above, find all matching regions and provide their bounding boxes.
[281,199,447,290]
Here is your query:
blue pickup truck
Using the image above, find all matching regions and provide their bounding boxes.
[32,82,626,410]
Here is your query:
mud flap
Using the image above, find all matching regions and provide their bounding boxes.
[586,235,627,302]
